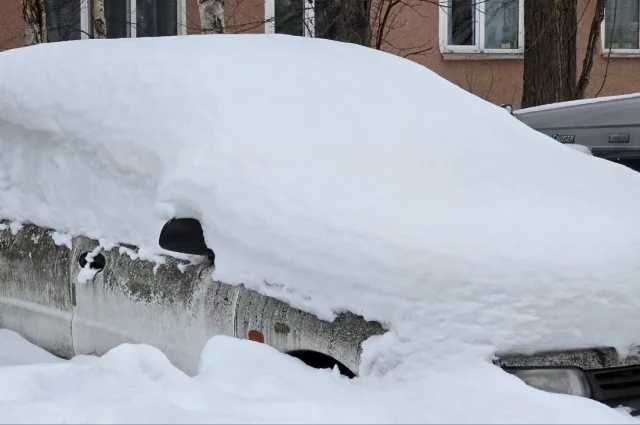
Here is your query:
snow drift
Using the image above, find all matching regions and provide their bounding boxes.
[2,34,640,372]
[1,331,638,424]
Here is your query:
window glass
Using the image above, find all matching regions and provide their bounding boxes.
[105,0,130,38]
[136,0,178,37]
[275,0,304,36]
[484,0,519,49]
[315,0,340,39]
[608,157,640,172]
[593,149,640,172]
[45,0,82,42]
[604,0,640,49]
[448,0,475,46]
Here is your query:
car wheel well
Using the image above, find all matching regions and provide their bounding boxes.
[286,349,356,378]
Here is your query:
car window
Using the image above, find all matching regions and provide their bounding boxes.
[591,149,640,173]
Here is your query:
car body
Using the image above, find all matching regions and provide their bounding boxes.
[3,217,640,415]
[510,94,640,171]
[3,37,640,418]
[0,221,383,377]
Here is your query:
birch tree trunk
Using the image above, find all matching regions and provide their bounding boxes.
[23,0,47,45]
[92,0,107,39]
[198,0,225,34]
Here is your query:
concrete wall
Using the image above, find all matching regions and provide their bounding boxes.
[0,223,384,376]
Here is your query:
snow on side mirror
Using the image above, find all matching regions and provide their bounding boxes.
[159,218,215,260]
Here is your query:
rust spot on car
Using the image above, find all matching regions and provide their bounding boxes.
[248,330,264,343]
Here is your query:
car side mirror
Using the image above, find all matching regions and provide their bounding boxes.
[499,103,513,114]
[159,218,215,260]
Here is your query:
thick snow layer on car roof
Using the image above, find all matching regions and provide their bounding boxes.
[2,35,640,372]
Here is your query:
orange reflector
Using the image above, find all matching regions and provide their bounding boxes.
[248,330,264,343]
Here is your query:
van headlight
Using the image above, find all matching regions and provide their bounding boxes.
[508,368,592,398]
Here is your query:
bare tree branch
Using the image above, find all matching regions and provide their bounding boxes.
[575,0,605,99]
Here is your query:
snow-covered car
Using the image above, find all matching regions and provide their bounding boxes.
[3,35,640,420]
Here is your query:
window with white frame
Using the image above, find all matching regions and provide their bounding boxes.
[43,0,186,42]
[45,0,86,41]
[265,0,340,38]
[439,0,524,54]
[603,0,640,52]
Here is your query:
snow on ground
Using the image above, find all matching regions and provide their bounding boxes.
[3,35,640,422]
[0,330,64,366]
[0,331,637,424]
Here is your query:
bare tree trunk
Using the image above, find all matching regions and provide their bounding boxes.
[521,0,577,108]
[334,0,372,45]
[199,0,225,34]
[575,0,605,99]
[23,0,47,45]
[92,0,107,39]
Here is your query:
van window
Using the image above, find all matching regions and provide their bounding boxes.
[592,149,640,173]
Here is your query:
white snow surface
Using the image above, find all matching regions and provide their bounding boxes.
[565,144,593,155]
[1,331,638,424]
[51,231,72,249]
[3,35,640,376]
[0,330,64,366]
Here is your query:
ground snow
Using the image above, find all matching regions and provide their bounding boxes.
[0,332,637,424]
[2,35,640,422]
[0,330,64,366]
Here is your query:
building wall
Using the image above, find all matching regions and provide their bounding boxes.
[185,0,203,34]
[381,0,640,107]
[1,0,640,108]
[381,2,526,107]
[0,0,24,51]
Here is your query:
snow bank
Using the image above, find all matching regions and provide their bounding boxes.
[0,330,64,366]
[3,35,640,372]
[0,333,637,424]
